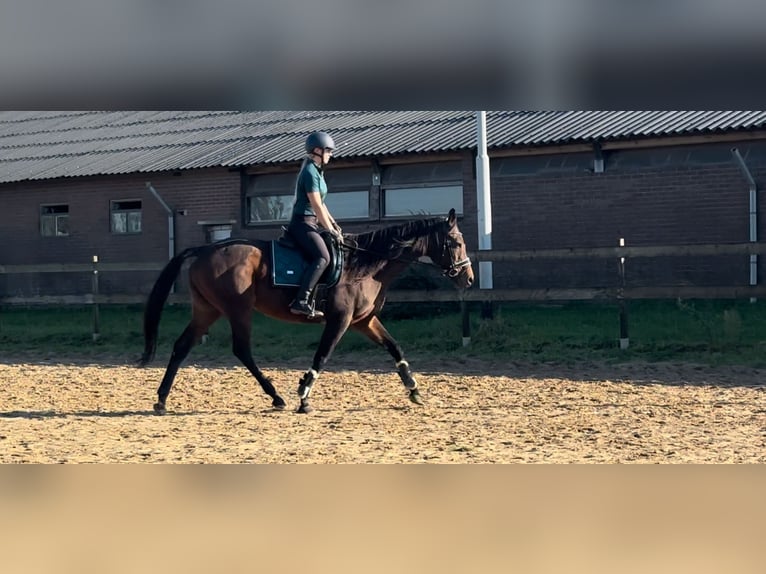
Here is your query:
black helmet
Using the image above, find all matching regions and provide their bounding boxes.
[305,131,336,153]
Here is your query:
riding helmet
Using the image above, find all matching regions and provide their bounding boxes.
[305,131,336,153]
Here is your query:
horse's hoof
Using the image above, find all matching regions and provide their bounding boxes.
[272,396,287,410]
[296,402,314,414]
[153,402,167,415]
[409,389,424,406]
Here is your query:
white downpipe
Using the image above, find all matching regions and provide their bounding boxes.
[476,111,493,290]
[731,149,758,291]
[146,182,175,261]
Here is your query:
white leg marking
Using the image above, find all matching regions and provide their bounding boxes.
[299,369,319,399]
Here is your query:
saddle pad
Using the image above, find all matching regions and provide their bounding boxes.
[271,239,343,288]
[271,241,306,287]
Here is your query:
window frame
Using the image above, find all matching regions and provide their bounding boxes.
[382,183,464,219]
[324,189,371,221]
[380,161,464,219]
[323,167,373,221]
[40,203,70,237]
[246,193,296,224]
[110,199,143,235]
[244,166,373,226]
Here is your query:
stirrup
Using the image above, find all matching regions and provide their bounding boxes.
[290,300,324,318]
[293,308,324,319]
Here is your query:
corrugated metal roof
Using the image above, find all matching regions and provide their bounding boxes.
[1,111,766,184]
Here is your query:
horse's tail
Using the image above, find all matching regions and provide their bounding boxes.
[138,246,202,367]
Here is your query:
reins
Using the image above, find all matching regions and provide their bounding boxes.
[338,237,431,267]
[337,231,471,277]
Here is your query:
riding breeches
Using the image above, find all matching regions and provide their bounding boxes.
[287,216,330,293]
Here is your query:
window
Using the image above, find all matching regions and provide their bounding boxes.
[324,167,371,220]
[245,172,296,223]
[245,167,371,224]
[382,161,463,217]
[325,191,369,219]
[40,204,69,237]
[248,194,295,223]
[111,200,142,234]
[384,185,463,217]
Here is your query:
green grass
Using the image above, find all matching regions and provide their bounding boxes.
[3,300,766,367]
[465,300,766,367]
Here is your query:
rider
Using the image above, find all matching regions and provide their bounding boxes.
[287,131,343,317]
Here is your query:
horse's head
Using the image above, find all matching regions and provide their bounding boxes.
[430,208,474,289]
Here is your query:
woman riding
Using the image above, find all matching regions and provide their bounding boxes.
[287,131,343,317]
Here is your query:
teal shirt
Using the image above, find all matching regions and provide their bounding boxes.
[291,160,327,218]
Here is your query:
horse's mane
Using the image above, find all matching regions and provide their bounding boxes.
[345,216,445,277]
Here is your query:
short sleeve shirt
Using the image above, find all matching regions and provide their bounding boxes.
[291,160,327,218]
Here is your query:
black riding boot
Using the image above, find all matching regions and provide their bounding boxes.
[290,289,322,317]
[290,258,328,318]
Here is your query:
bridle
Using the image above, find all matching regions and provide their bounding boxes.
[440,229,472,278]
[337,225,471,278]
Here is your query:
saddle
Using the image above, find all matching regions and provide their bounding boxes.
[271,228,344,313]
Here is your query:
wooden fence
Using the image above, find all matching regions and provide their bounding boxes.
[3,241,766,304]
[2,242,765,345]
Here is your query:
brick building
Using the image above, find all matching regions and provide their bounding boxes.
[2,111,766,299]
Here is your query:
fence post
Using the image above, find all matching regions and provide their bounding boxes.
[92,255,100,341]
[461,300,471,346]
[618,238,629,349]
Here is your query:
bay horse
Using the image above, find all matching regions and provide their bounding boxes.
[139,208,474,414]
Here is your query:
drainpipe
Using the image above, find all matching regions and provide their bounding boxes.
[145,182,175,261]
[476,111,493,296]
[730,149,757,292]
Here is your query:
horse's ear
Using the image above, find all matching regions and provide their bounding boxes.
[447,208,456,226]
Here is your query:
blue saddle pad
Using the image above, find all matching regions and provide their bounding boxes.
[270,236,343,288]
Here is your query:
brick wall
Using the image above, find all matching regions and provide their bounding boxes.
[3,138,766,297]
[487,140,766,289]
[0,168,243,296]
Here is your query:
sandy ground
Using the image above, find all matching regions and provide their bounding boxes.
[1,354,764,463]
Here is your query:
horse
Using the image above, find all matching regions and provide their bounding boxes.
[139,208,474,414]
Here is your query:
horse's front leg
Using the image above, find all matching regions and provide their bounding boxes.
[296,314,352,414]
[351,315,423,406]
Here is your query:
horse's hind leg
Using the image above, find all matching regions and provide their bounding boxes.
[351,315,423,406]
[229,314,286,410]
[155,303,219,415]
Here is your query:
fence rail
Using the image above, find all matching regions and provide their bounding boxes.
[1,241,763,306]
[2,241,762,347]
[0,262,165,274]
[1,241,764,277]
[467,242,766,261]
